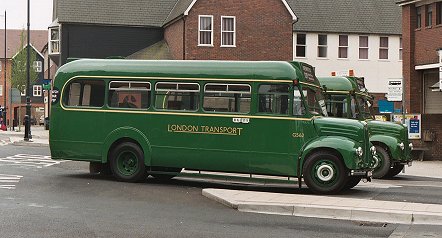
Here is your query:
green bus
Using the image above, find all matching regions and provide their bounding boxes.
[50,59,374,194]
[318,76,412,178]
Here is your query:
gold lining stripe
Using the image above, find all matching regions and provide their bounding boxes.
[169,131,238,136]
[324,90,350,94]
[59,107,314,121]
[300,82,322,89]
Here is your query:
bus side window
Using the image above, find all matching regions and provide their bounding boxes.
[64,79,105,107]
[155,82,199,111]
[258,84,289,115]
[293,86,305,116]
[108,81,151,109]
[203,84,251,113]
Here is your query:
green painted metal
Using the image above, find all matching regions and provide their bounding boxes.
[318,76,412,165]
[50,59,372,184]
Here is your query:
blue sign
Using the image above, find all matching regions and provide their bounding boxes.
[409,119,420,133]
[394,108,402,113]
[378,100,394,113]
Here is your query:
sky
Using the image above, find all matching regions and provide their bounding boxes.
[1,0,53,30]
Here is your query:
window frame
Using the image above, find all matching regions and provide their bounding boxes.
[317,34,327,58]
[295,33,307,58]
[417,6,422,28]
[379,36,389,60]
[426,4,433,27]
[203,83,251,114]
[0,84,2,97]
[358,35,369,60]
[63,79,106,108]
[338,35,348,59]
[154,82,200,111]
[257,83,291,116]
[49,26,60,55]
[33,85,42,97]
[198,15,214,47]
[108,81,151,110]
[220,16,236,47]
[399,37,403,61]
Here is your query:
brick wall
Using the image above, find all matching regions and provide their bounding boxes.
[164,19,184,60]
[401,1,442,160]
[169,0,293,61]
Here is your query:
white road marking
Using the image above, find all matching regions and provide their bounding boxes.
[0,174,23,190]
[0,154,65,168]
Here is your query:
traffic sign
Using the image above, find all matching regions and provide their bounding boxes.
[387,79,402,102]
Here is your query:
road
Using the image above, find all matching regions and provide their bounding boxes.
[0,142,441,237]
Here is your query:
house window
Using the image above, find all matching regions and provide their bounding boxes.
[317,34,327,58]
[199,15,213,46]
[221,16,235,47]
[49,27,60,54]
[399,37,403,61]
[437,2,442,25]
[379,37,389,60]
[426,5,433,27]
[359,36,369,59]
[417,6,422,28]
[33,85,42,97]
[295,33,306,57]
[338,35,348,59]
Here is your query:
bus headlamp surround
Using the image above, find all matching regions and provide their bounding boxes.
[399,142,405,150]
[409,143,413,150]
[355,147,363,157]
[370,146,377,155]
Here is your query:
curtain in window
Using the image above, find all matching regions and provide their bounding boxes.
[222,18,234,46]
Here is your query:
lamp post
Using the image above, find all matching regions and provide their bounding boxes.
[1,11,6,128]
[24,0,31,141]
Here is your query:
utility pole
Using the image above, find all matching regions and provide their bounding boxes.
[3,11,6,128]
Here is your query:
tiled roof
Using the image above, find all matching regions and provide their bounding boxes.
[126,40,173,60]
[287,0,402,35]
[164,0,194,25]
[0,29,48,59]
[57,0,178,27]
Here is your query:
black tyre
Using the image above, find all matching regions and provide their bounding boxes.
[343,176,362,190]
[372,145,392,179]
[150,167,182,180]
[303,152,348,194]
[109,142,147,182]
[386,164,404,178]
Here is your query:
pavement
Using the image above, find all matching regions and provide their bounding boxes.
[0,125,49,147]
[2,127,442,225]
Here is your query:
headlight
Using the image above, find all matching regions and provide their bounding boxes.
[355,147,363,157]
[370,146,377,155]
[409,143,413,150]
[399,142,405,150]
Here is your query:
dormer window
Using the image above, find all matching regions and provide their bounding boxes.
[49,27,60,55]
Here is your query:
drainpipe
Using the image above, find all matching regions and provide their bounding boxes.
[182,17,186,60]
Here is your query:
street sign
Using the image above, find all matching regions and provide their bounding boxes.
[378,100,394,113]
[387,79,402,101]
[42,83,51,90]
[391,114,422,139]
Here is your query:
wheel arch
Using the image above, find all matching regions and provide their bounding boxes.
[102,127,152,166]
[370,135,400,161]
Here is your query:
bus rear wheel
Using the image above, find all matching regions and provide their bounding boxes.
[109,142,147,182]
[386,164,404,178]
[343,176,362,190]
[372,145,391,179]
[303,152,347,194]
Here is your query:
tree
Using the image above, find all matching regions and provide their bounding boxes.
[11,30,39,94]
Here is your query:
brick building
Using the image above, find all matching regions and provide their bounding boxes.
[397,0,442,160]
[49,0,297,65]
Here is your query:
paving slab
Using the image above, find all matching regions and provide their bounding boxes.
[203,188,442,225]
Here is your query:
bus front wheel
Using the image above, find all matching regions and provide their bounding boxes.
[109,142,147,182]
[372,145,391,179]
[303,152,347,194]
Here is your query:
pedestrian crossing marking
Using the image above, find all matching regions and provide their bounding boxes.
[0,154,65,168]
[0,174,23,190]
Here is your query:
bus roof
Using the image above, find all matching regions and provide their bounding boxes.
[317,76,354,91]
[55,59,313,83]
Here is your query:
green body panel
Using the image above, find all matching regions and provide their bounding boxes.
[318,76,412,164]
[50,59,372,178]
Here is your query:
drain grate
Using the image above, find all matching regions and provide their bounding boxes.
[357,222,388,227]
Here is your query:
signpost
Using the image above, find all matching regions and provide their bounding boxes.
[387,79,402,101]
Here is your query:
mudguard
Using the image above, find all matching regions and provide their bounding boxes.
[369,134,401,161]
[101,127,152,166]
